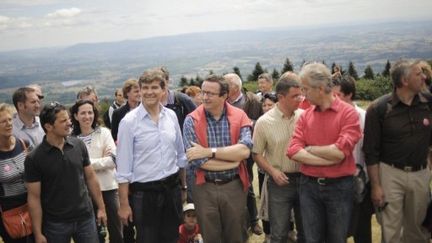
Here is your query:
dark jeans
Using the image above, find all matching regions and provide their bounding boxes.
[348,182,374,243]
[123,195,135,243]
[42,214,98,243]
[268,175,304,243]
[246,156,259,227]
[299,175,354,243]
[102,189,123,243]
[132,184,182,243]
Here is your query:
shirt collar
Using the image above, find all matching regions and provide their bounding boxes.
[313,97,342,112]
[40,136,74,152]
[230,92,243,105]
[13,113,40,129]
[136,103,166,120]
[274,103,296,119]
[391,92,428,107]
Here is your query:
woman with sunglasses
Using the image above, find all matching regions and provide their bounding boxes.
[70,100,123,243]
[0,103,34,243]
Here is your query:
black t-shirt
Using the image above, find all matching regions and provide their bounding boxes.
[24,136,92,222]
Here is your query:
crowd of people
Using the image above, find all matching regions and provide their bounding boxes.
[0,59,431,243]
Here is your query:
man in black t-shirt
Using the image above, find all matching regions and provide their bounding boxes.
[25,102,107,243]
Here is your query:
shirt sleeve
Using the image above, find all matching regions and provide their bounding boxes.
[116,118,134,183]
[24,153,41,183]
[173,113,187,168]
[363,103,382,166]
[182,116,208,168]
[333,108,362,158]
[286,113,307,158]
[238,126,253,149]
[252,118,267,155]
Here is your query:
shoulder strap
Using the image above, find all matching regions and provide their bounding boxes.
[18,138,28,154]
[377,93,392,123]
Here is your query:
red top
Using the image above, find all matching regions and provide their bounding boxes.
[188,102,252,191]
[178,224,200,243]
[286,98,362,178]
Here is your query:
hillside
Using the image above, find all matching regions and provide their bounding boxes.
[0,20,431,104]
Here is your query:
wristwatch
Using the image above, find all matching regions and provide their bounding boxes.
[211,148,217,158]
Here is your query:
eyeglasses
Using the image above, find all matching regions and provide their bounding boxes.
[200,90,220,97]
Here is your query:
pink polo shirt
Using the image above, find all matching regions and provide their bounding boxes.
[286,98,362,178]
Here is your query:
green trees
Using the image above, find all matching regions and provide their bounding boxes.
[348,61,359,80]
[364,65,375,80]
[281,58,294,74]
[233,66,243,81]
[382,60,391,77]
[272,68,280,81]
[248,62,265,81]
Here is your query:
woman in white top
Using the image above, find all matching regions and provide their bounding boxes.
[70,100,123,243]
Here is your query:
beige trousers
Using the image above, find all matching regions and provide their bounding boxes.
[378,163,431,243]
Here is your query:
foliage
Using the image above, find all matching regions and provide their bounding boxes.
[356,76,393,100]
[247,62,265,81]
[348,61,359,80]
[281,58,294,74]
[363,65,375,80]
[233,66,243,81]
[382,60,391,77]
[272,68,280,81]
[180,76,188,87]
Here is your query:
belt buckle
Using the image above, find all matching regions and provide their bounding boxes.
[403,166,412,172]
[317,178,326,186]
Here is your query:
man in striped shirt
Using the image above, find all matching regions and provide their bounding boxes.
[253,72,305,243]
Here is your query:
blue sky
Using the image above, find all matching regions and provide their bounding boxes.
[0,0,431,51]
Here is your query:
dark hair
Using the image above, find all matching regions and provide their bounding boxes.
[262,92,278,103]
[39,102,67,133]
[70,100,99,136]
[205,74,229,96]
[138,69,166,89]
[12,87,35,110]
[338,75,356,99]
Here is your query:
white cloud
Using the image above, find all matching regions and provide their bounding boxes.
[46,8,81,18]
[0,15,11,24]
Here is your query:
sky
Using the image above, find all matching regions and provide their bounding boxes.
[0,0,431,52]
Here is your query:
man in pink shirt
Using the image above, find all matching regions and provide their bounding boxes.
[286,62,361,243]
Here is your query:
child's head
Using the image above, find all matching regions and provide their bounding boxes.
[183,203,198,230]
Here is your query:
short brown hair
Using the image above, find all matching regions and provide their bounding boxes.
[138,69,166,89]
[122,79,139,99]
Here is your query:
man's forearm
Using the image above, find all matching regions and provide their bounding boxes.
[118,183,130,207]
[87,175,105,211]
[308,144,345,162]
[367,164,381,188]
[28,195,43,236]
[201,159,240,171]
[253,153,278,176]
[292,149,339,166]
[213,144,250,162]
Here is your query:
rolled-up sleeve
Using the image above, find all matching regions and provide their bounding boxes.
[238,126,253,149]
[334,108,362,158]
[182,116,208,168]
[287,114,306,158]
[116,119,134,183]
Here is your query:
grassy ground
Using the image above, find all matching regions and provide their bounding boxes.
[247,164,382,243]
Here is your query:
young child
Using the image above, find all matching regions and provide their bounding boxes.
[178,203,203,243]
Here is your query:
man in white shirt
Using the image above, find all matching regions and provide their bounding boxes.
[12,86,44,146]
[117,68,187,242]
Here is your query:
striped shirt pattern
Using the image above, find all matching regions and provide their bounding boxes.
[253,105,302,173]
[0,146,27,197]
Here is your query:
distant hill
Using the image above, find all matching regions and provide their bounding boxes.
[0,20,431,104]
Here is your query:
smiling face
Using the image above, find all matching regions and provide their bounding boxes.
[140,79,164,109]
[201,81,226,114]
[74,103,94,131]
[0,111,13,139]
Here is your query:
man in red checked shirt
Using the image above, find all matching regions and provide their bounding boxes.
[286,62,362,243]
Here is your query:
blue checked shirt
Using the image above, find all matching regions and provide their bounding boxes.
[183,107,253,181]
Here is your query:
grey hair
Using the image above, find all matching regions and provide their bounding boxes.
[390,59,417,88]
[300,62,332,93]
[223,73,242,89]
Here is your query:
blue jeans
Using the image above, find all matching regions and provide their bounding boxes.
[268,175,304,243]
[42,214,98,243]
[299,175,354,243]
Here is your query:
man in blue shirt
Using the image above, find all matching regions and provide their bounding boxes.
[117,68,187,243]
[183,74,253,243]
